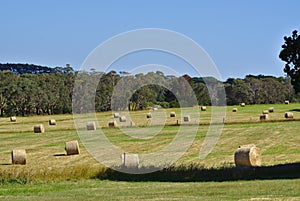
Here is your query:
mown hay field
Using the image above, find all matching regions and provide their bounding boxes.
[0,103,299,200]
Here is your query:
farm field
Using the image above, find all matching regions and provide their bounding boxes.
[0,103,299,200]
[0,179,299,201]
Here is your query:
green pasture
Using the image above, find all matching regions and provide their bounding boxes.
[0,179,299,201]
[0,103,299,200]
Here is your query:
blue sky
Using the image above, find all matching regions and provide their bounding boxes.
[0,0,299,80]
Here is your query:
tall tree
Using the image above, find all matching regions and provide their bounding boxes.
[279,30,300,93]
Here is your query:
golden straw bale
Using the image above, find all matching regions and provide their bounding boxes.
[12,149,26,165]
[34,124,44,133]
[284,112,293,118]
[49,119,56,125]
[260,114,269,121]
[170,112,176,117]
[86,122,96,130]
[234,144,261,167]
[113,113,119,118]
[183,115,190,122]
[65,140,80,155]
[268,107,274,113]
[121,153,139,168]
[119,116,126,122]
[108,120,117,127]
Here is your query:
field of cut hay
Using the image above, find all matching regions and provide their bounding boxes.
[0,103,299,200]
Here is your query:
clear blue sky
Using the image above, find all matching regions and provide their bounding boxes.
[1,0,299,80]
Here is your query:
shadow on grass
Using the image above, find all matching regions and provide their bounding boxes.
[98,162,300,182]
[290,109,300,112]
[0,163,12,166]
[53,153,67,157]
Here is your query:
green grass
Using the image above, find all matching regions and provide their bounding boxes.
[0,103,299,199]
[0,179,299,201]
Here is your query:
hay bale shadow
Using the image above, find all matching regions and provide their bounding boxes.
[0,163,12,166]
[53,153,67,157]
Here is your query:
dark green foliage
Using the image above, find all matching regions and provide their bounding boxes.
[224,76,293,105]
[0,63,74,75]
[0,63,296,116]
[0,65,75,116]
[279,30,300,93]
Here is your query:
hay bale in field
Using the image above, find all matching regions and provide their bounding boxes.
[262,110,269,114]
[34,124,44,133]
[108,120,117,127]
[86,122,96,130]
[121,153,139,168]
[240,103,245,107]
[284,100,289,104]
[268,107,274,113]
[113,113,119,118]
[10,116,16,122]
[260,114,269,121]
[119,116,126,122]
[201,106,206,111]
[234,144,261,167]
[146,113,152,118]
[12,149,26,165]
[284,112,293,118]
[232,108,238,112]
[152,107,158,111]
[183,115,190,122]
[65,140,80,155]
[170,112,176,117]
[49,119,56,125]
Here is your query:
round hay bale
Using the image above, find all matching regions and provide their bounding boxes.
[262,110,269,114]
[10,116,17,122]
[170,112,176,117]
[259,114,269,121]
[34,124,44,133]
[268,107,274,113]
[183,115,190,122]
[86,121,96,130]
[234,145,261,167]
[49,119,56,125]
[108,120,117,127]
[121,153,139,168]
[240,103,246,107]
[284,112,293,118]
[119,116,126,122]
[201,106,207,111]
[146,113,152,118]
[152,107,158,111]
[113,113,120,118]
[284,100,289,104]
[65,140,80,155]
[232,108,238,112]
[12,149,26,165]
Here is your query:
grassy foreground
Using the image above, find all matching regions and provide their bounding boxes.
[0,179,299,201]
[0,103,299,200]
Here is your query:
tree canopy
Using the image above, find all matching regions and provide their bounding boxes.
[0,63,295,117]
[279,30,300,93]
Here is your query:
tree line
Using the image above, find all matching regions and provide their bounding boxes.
[0,63,296,117]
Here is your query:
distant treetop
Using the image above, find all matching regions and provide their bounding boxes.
[0,63,74,75]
